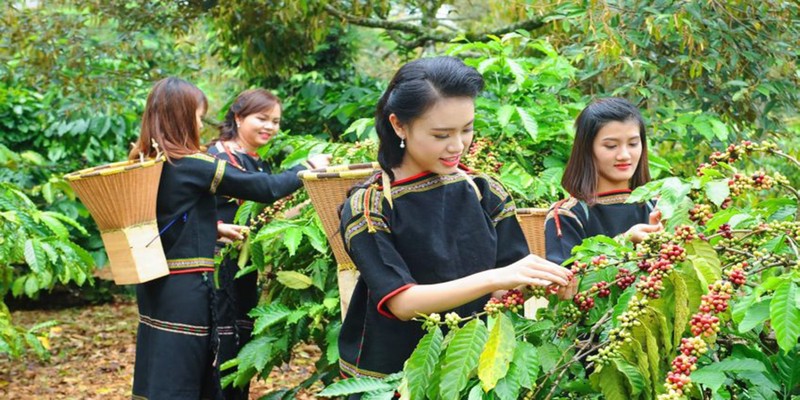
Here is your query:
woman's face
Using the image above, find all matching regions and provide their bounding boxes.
[195,106,206,131]
[390,96,475,180]
[235,105,282,152]
[592,120,642,192]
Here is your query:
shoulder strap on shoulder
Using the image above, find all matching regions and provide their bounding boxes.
[578,200,590,220]
[458,170,482,202]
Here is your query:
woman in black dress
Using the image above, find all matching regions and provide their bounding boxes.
[338,57,574,379]
[545,97,663,266]
[208,88,330,399]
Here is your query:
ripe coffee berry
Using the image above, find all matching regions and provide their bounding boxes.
[573,292,595,311]
[615,268,636,290]
[592,281,611,298]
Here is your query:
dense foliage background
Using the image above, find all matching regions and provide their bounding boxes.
[2,1,798,398]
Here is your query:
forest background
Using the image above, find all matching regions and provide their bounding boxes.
[1,1,799,399]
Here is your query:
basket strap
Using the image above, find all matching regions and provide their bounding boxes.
[381,172,393,209]
[145,212,187,247]
[458,170,482,202]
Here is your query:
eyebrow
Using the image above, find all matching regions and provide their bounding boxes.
[601,136,639,142]
[431,119,475,132]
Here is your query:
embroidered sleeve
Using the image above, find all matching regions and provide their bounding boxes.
[340,186,416,319]
[214,160,303,203]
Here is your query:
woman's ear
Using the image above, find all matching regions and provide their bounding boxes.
[388,113,406,141]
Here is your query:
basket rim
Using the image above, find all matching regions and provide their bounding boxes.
[297,162,380,180]
[516,207,549,215]
[64,157,165,181]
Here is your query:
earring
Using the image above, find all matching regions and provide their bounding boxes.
[400,138,405,149]
[236,122,240,128]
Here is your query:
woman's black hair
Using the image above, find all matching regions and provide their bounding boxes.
[375,56,484,181]
[561,97,651,204]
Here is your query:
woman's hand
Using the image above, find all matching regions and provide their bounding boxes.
[624,209,664,243]
[307,154,332,169]
[555,276,579,300]
[496,254,573,290]
[217,223,248,244]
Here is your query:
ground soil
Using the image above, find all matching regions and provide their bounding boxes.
[0,298,321,399]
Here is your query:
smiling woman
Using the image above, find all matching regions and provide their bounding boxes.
[206,88,331,400]
[336,57,574,386]
[544,97,664,266]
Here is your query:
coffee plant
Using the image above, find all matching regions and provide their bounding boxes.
[214,135,376,396]
[318,140,800,399]
[0,146,96,360]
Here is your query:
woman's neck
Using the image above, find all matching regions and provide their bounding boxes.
[596,179,630,194]
[225,140,255,154]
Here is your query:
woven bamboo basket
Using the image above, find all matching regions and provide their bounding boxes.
[516,207,550,318]
[64,158,169,285]
[298,162,381,318]
[516,207,548,257]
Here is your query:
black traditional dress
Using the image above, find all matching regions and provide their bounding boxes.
[207,142,304,400]
[338,168,529,378]
[132,153,304,400]
[544,189,654,266]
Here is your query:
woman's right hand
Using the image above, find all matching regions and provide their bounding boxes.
[624,209,664,243]
[496,254,573,290]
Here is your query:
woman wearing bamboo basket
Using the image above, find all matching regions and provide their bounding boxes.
[337,56,575,381]
[127,78,328,399]
[207,88,330,400]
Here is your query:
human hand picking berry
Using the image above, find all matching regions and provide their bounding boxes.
[624,209,663,243]
[217,223,249,244]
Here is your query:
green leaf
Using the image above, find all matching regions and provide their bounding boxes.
[283,227,303,256]
[439,319,488,399]
[537,342,561,372]
[237,335,275,373]
[23,239,46,274]
[24,275,40,298]
[516,107,538,141]
[302,225,327,254]
[466,384,482,400]
[612,286,636,328]
[704,180,730,208]
[774,347,800,392]
[325,320,341,365]
[477,57,498,73]
[275,271,312,290]
[738,299,770,333]
[631,323,661,395]
[770,280,800,352]
[362,390,396,400]
[497,105,515,127]
[38,212,69,238]
[671,272,690,345]
[589,360,628,400]
[619,335,652,399]
[494,342,530,400]
[478,313,516,391]
[505,58,527,85]
[614,358,645,396]
[318,377,394,397]
[402,327,443,400]
[310,258,329,292]
[692,357,765,392]
[709,119,729,141]
[250,303,291,335]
